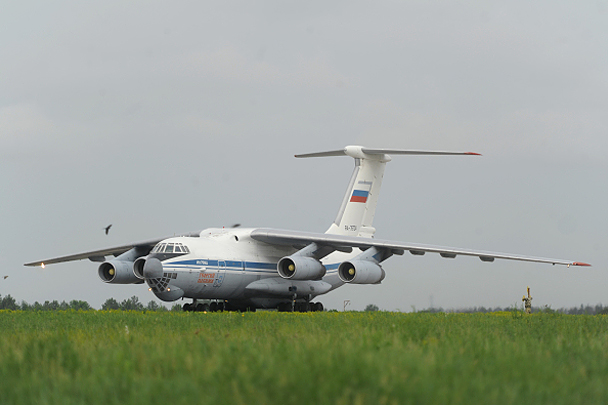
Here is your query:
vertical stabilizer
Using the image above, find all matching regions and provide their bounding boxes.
[295,146,481,238]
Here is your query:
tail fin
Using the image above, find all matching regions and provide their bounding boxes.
[296,146,480,238]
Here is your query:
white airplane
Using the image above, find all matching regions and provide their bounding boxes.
[25,146,590,312]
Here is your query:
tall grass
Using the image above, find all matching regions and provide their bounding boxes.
[1,310,607,404]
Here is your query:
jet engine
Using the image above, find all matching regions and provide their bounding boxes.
[277,255,326,280]
[133,257,146,279]
[338,260,385,284]
[98,260,143,284]
[132,256,163,279]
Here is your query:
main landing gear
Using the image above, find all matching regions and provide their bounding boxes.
[182,300,256,313]
[182,302,209,312]
[277,301,324,312]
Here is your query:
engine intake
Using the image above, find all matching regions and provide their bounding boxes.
[277,256,326,280]
[133,257,146,279]
[338,260,385,284]
[98,260,143,284]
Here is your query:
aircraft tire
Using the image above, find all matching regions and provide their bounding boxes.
[314,302,324,312]
[183,303,192,312]
[210,302,218,312]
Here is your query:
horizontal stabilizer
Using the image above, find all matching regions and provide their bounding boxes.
[361,148,481,156]
[295,149,348,158]
[295,146,481,159]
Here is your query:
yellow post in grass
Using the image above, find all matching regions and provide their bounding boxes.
[522,286,533,314]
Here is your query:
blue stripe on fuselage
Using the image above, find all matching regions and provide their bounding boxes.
[164,258,338,273]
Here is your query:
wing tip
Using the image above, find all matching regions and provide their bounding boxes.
[572,262,591,267]
[465,152,482,156]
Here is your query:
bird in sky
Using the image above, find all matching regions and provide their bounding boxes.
[104,224,112,235]
[3,276,8,279]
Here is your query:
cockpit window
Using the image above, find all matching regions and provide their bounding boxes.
[151,242,190,256]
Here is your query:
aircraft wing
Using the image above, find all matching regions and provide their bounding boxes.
[250,228,591,267]
[24,231,200,267]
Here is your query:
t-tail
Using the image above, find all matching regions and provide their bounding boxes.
[296,146,481,238]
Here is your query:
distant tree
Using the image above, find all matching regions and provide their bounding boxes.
[1,294,18,310]
[145,301,160,311]
[364,304,379,312]
[171,303,183,312]
[69,300,92,311]
[102,298,120,310]
[59,301,70,310]
[540,305,558,314]
[120,296,144,311]
[43,300,60,311]
[20,301,32,311]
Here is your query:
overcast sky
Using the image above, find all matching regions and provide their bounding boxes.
[1,1,606,311]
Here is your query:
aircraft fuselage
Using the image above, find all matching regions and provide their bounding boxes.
[148,228,348,309]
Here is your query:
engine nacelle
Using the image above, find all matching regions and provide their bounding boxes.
[98,260,143,284]
[277,255,326,280]
[338,260,385,284]
[132,256,164,280]
[133,257,146,280]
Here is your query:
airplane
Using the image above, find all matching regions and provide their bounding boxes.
[24,146,590,312]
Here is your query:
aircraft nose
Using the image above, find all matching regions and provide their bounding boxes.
[143,257,163,279]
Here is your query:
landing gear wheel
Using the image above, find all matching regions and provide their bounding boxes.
[294,302,310,312]
[314,302,324,312]
[183,303,193,312]
[210,302,218,312]
[196,304,209,312]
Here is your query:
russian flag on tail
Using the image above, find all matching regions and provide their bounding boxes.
[350,190,369,203]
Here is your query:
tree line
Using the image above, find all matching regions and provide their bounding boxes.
[3,294,608,314]
[365,303,608,315]
[0,294,181,311]
[415,304,608,315]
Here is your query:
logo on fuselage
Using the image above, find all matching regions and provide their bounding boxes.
[197,271,224,287]
[213,273,224,287]
[197,272,215,284]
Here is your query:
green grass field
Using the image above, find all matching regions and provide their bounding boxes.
[1,310,608,405]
